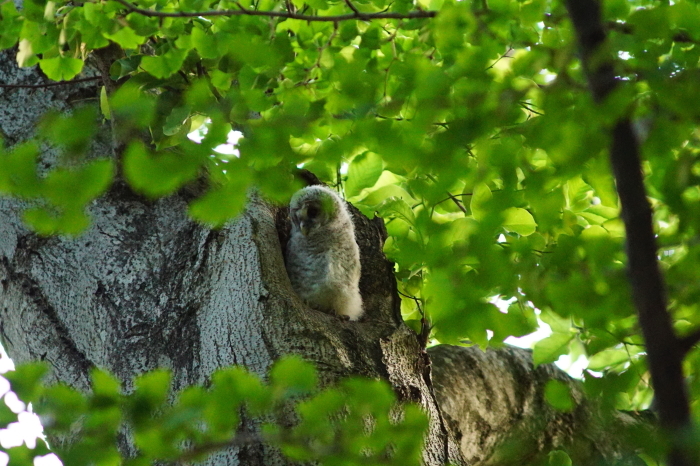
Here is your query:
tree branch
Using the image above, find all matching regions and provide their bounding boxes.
[429,345,656,465]
[110,0,436,21]
[679,329,700,357]
[565,2,693,466]
[0,76,101,89]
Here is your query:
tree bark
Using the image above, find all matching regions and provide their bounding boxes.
[430,345,652,466]
[0,50,652,466]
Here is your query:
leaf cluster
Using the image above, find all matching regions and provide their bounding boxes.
[0,357,428,466]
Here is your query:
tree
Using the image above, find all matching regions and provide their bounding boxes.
[1,0,699,464]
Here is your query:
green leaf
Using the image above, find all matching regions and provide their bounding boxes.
[533,332,575,366]
[502,207,537,236]
[470,183,492,221]
[539,310,572,333]
[191,27,218,59]
[105,27,146,49]
[110,83,156,129]
[379,197,416,228]
[345,151,383,198]
[587,348,630,371]
[100,86,112,120]
[44,160,113,206]
[23,206,91,236]
[0,2,22,49]
[0,142,41,197]
[6,444,36,466]
[358,184,415,208]
[133,370,172,411]
[548,450,573,466]
[305,0,328,9]
[210,366,271,415]
[0,394,17,427]
[269,356,318,396]
[140,47,188,79]
[544,380,575,412]
[4,362,48,403]
[38,384,88,431]
[123,141,201,198]
[91,369,122,405]
[210,69,232,91]
[188,167,252,227]
[38,56,84,81]
[39,106,99,154]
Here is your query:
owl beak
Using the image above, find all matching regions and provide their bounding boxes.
[299,206,310,236]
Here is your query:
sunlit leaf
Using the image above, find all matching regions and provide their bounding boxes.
[470,183,492,221]
[105,27,146,49]
[345,151,383,198]
[502,207,537,236]
[533,332,575,367]
[38,56,84,81]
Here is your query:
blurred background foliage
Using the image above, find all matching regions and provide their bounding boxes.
[2,0,700,462]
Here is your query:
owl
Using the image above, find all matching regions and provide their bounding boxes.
[285,185,363,321]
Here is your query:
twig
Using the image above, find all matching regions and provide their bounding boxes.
[600,328,645,348]
[426,174,468,215]
[110,0,437,21]
[0,76,101,89]
[343,0,361,15]
[397,289,430,347]
[485,46,513,70]
[398,289,424,317]
[519,101,544,116]
[445,192,468,214]
[434,192,472,207]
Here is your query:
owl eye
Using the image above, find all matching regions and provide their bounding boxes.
[306,205,320,218]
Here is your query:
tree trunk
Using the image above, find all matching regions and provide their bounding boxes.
[0,50,651,466]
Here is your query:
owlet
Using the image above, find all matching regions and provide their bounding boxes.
[285,185,363,321]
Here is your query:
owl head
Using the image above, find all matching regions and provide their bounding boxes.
[289,186,343,236]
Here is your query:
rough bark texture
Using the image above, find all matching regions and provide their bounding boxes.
[430,345,652,466]
[0,49,653,466]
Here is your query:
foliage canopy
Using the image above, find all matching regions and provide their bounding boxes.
[2,0,700,462]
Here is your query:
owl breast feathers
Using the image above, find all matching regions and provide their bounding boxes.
[285,185,363,321]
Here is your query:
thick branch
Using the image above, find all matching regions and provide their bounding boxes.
[429,344,654,466]
[565,2,693,465]
[111,0,436,21]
